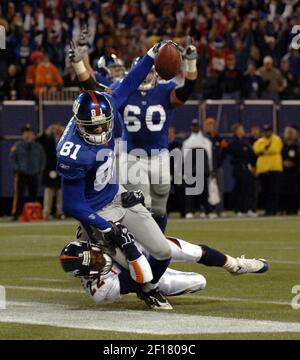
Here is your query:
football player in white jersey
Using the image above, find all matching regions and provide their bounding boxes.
[60,233,268,309]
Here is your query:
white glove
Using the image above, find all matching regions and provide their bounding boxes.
[184,45,197,72]
[69,40,86,75]
[147,39,180,58]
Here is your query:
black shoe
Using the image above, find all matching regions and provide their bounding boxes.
[137,288,173,310]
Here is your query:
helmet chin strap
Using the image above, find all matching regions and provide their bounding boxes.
[85,132,108,145]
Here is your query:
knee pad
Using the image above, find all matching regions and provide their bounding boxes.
[154,241,172,260]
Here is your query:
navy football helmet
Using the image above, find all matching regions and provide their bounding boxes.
[97,54,125,81]
[59,241,113,278]
[132,56,157,91]
[72,90,113,145]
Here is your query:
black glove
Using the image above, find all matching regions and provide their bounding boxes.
[104,222,141,261]
[121,190,145,208]
[104,222,135,250]
[80,224,116,256]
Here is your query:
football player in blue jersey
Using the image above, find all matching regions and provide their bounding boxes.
[117,43,198,233]
[57,42,177,310]
[70,32,198,233]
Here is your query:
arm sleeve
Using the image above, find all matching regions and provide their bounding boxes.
[174,78,196,103]
[112,54,154,109]
[61,178,112,231]
[79,76,107,92]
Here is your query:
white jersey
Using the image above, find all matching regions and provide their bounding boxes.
[81,237,207,305]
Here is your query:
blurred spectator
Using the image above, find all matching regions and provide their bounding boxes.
[257,56,285,101]
[218,54,243,99]
[228,124,256,217]
[253,125,283,216]
[90,37,106,68]
[280,125,300,215]
[25,51,44,99]
[280,56,300,99]
[15,34,35,72]
[10,125,45,221]
[286,47,300,80]
[37,123,65,220]
[203,117,228,216]
[247,125,261,213]
[34,54,63,97]
[202,38,232,99]
[182,120,212,219]
[63,66,79,87]
[242,62,262,99]
[2,64,24,100]
[248,125,261,146]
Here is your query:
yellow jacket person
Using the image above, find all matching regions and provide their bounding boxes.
[253,126,283,174]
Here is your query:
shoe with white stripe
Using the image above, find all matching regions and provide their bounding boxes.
[231,255,269,275]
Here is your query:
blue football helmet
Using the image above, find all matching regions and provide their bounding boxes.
[72,90,114,145]
[97,54,125,81]
[59,241,113,278]
[132,56,157,91]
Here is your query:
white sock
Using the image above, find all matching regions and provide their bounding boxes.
[223,255,238,272]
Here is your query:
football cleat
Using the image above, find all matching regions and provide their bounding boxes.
[137,288,173,310]
[230,255,269,275]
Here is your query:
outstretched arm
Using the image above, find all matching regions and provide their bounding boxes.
[170,44,198,107]
[69,40,108,92]
[112,53,154,109]
[112,42,173,109]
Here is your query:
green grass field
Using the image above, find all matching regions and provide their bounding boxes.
[0,216,300,340]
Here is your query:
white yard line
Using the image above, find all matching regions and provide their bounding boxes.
[0,301,299,334]
[23,277,69,283]
[4,285,292,306]
[0,220,76,228]
[5,285,83,294]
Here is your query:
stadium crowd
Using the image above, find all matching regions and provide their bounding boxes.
[1,0,300,100]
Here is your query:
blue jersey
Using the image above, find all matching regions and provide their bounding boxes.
[56,54,154,231]
[120,81,176,155]
[95,72,113,87]
[56,118,118,211]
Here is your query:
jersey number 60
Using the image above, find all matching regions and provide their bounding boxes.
[123,104,166,132]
